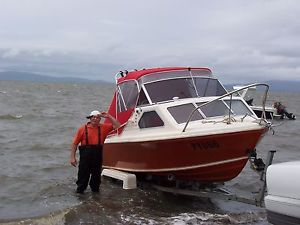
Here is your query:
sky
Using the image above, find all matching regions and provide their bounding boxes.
[0,0,300,83]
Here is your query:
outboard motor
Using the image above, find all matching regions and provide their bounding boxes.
[273,102,296,120]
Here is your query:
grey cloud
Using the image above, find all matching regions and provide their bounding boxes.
[1,0,300,83]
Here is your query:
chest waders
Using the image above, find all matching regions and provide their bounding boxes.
[76,125,103,193]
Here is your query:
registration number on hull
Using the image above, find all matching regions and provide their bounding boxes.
[191,140,220,150]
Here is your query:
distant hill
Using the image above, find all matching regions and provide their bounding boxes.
[1,71,299,92]
[225,80,300,93]
[0,71,111,84]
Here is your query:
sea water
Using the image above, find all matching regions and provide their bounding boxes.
[1,80,300,225]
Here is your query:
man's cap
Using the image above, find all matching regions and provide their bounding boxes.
[86,110,101,119]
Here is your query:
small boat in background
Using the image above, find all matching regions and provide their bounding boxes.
[265,161,300,225]
[232,85,277,120]
[103,67,270,184]
[232,85,296,120]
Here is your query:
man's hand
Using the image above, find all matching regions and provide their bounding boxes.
[70,156,77,167]
[100,111,110,118]
[101,111,121,129]
[70,143,78,167]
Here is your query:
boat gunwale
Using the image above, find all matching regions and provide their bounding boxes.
[105,125,267,143]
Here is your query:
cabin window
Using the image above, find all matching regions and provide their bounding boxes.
[138,111,164,129]
[144,77,226,103]
[145,78,197,103]
[196,101,230,118]
[117,80,139,113]
[194,78,227,97]
[223,99,253,116]
[168,103,203,124]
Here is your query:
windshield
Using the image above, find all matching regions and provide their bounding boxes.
[167,99,254,124]
[144,77,226,103]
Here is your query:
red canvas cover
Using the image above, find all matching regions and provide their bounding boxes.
[104,67,212,134]
[117,67,211,84]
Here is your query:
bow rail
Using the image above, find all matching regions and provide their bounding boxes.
[182,83,270,132]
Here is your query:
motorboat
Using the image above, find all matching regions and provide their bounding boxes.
[265,161,300,225]
[232,85,278,120]
[232,85,296,120]
[102,67,269,184]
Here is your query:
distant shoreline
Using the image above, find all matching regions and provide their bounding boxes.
[0,71,112,85]
[1,71,300,92]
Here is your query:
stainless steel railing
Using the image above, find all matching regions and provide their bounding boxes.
[182,83,270,132]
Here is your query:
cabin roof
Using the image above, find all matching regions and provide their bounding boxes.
[116,67,212,84]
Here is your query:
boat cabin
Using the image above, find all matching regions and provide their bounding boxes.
[105,67,256,133]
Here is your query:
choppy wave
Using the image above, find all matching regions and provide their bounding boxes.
[0,210,266,225]
[0,81,299,224]
[0,114,23,120]
[0,210,68,225]
[163,211,266,225]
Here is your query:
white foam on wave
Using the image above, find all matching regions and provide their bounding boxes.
[168,211,266,224]
[120,211,266,225]
[15,114,23,119]
[0,114,23,120]
[165,212,230,224]
[120,212,228,225]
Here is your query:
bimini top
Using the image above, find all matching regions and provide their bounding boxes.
[115,67,212,84]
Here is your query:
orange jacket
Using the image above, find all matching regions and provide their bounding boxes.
[73,123,113,146]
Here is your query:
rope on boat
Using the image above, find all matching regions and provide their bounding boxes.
[201,116,237,124]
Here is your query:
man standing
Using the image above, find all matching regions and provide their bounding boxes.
[70,110,120,194]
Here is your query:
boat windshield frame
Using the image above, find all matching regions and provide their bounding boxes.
[115,69,226,111]
[116,79,140,113]
[138,69,212,84]
[140,76,227,104]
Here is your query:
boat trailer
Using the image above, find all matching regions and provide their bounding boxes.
[152,150,276,207]
[102,150,276,207]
